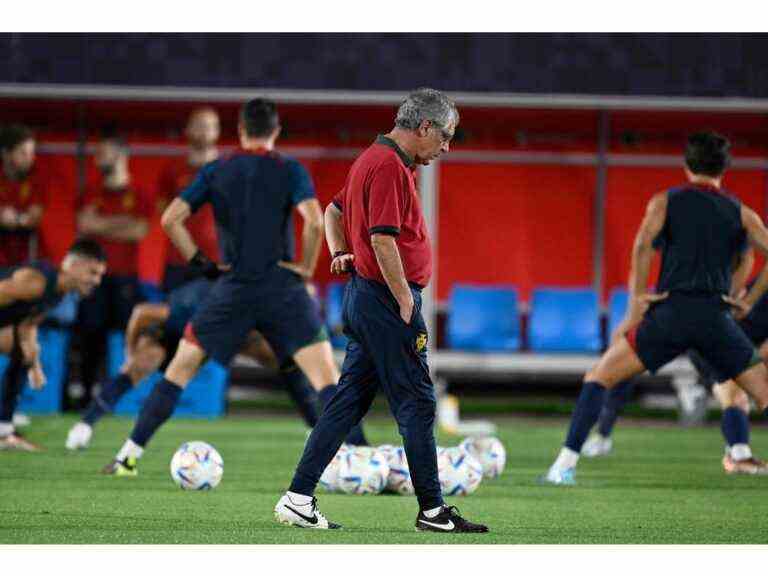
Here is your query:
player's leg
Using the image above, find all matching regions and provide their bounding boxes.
[713,380,767,474]
[0,326,41,451]
[106,279,249,474]
[67,337,166,450]
[582,380,635,457]
[276,337,378,529]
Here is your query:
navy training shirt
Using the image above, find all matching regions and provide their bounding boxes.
[181,150,315,278]
[654,184,747,296]
[0,262,62,327]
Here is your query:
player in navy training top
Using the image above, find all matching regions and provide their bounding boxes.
[0,239,106,451]
[66,278,362,451]
[105,98,366,476]
[542,131,768,485]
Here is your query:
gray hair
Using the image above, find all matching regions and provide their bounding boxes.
[394,88,459,131]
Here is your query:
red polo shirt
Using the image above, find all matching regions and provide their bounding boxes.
[333,135,432,288]
[157,158,219,265]
[81,182,152,276]
[0,168,45,266]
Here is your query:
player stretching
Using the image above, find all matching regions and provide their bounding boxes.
[274,88,488,533]
[583,250,768,475]
[66,278,364,451]
[0,239,106,450]
[104,98,365,475]
[542,131,768,485]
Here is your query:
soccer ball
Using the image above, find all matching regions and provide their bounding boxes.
[437,446,483,496]
[459,436,506,479]
[337,446,390,495]
[170,441,223,491]
[318,444,351,493]
[384,446,414,495]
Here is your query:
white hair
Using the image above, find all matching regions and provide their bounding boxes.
[394,88,459,131]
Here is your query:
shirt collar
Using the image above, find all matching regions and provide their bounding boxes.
[375,135,414,168]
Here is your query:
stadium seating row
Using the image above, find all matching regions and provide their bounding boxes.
[326,282,630,353]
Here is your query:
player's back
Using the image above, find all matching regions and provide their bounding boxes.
[0,261,60,327]
[184,151,314,279]
[655,184,746,296]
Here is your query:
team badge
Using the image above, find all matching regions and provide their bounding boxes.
[123,192,135,210]
[415,332,428,353]
[20,182,30,201]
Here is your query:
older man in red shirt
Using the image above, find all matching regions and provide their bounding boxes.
[0,125,44,267]
[275,88,488,534]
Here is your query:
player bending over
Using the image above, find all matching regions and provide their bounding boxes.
[582,250,768,474]
[67,278,366,452]
[0,239,106,450]
[103,98,365,476]
[541,131,768,485]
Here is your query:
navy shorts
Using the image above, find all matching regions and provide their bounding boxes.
[628,293,759,382]
[187,268,326,366]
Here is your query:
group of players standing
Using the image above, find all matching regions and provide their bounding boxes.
[3,86,768,533]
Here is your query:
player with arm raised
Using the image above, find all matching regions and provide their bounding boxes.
[0,239,106,450]
[542,131,768,485]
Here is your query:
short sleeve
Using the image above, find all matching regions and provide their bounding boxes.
[286,159,316,206]
[180,162,216,213]
[332,188,345,211]
[367,162,405,236]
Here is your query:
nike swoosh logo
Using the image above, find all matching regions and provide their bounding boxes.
[418,518,455,531]
[285,504,318,525]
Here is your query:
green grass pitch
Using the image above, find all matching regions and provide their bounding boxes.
[1,414,767,544]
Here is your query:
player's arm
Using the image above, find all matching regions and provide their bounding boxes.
[78,206,148,241]
[16,320,45,389]
[613,192,668,341]
[371,233,413,324]
[326,202,354,274]
[0,268,46,307]
[279,198,324,279]
[733,206,768,317]
[730,247,754,298]
[125,303,170,355]
[0,203,42,230]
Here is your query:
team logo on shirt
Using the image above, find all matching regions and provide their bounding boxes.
[415,332,428,353]
[122,192,135,210]
[19,182,30,201]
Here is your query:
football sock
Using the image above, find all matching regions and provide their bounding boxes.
[565,381,606,453]
[422,506,443,518]
[318,384,369,446]
[116,438,144,462]
[597,380,634,437]
[730,443,753,461]
[553,446,580,470]
[129,378,183,448]
[0,355,25,424]
[282,367,319,428]
[82,373,133,426]
[721,407,750,451]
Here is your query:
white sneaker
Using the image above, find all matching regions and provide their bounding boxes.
[274,494,341,529]
[65,422,93,451]
[538,466,576,485]
[581,434,613,458]
[12,412,31,427]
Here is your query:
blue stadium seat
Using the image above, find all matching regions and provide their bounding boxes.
[447,285,520,351]
[325,281,348,349]
[529,288,601,352]
[608,288,630,337]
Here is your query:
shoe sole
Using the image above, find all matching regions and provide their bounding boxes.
[415,526,489,534]
[273,510,341,530]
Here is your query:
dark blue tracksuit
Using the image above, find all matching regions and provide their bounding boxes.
[290,273,442,510]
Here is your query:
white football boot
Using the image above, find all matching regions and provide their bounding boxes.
[274,493,341,529]
[581,434,613,458]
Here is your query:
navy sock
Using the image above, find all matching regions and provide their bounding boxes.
[318,384,369,446]
[597,380,634,437]
[282,367,319,428]
[721,407,750,447]
[82,373,133,426]
[129,378,183,447]
[565,381,607,453]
